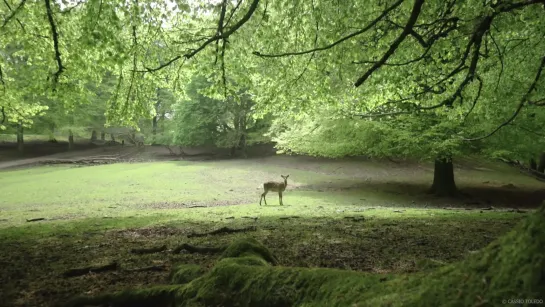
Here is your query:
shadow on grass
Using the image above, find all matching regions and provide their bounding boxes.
[297,180,545,208]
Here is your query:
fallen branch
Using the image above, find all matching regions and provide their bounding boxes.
[344,216,365,222]
[187,226,257,238]
[63,261,118,277]
[125,264,168,272]
[172,243,226,254]
[130,245,167,255]
[26,218,46,222]
[279,216,301,220]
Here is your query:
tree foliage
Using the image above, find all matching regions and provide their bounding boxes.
[1,0,544,160]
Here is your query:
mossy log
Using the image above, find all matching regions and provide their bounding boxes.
[64,206,545,307]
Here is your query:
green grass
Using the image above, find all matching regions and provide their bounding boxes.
[0,156,538,307]
[0,157,538,227]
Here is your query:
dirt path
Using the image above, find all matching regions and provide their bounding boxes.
[0,147,137,170]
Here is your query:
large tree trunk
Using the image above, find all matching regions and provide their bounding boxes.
[429,157,458,197]
[537,152,545,173]
[68,130,74,151]
[16,121,24,153]
[90,130,97,142]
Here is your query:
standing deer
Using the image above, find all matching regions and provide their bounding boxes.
[259,175,289,206]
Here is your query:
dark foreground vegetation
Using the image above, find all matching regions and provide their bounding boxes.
[64,205,544,307]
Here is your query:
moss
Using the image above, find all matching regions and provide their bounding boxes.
[170,264,206,284]
[63,285,179,307]
[220,237,278,265]
[65,206,545,307]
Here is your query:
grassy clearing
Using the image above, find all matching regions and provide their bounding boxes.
[0,155,540,306]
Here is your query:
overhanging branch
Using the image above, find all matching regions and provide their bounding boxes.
[354,0,425,87]
[145,0,260,72]
[252,0,404,58]
[464,54,545,141]
[44,0,65,87]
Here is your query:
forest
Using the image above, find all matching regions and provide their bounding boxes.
[0,0,544,306]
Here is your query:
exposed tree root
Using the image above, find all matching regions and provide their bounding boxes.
[187,226,257,238]
[63,261,118,278]
[130,245,167,255]
[126,264,168,272]
[172,243,226,254]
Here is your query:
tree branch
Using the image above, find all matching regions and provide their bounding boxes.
[1,0,26,28]
[528,98,545,106]
[224,0,243,28]
[488,27,504,91]
[44,0,65,87]
[252,0,404,58]
[352,43,432,66]
[354,0,425,87]
[145,0,260,72]
[386,18,428,47]
[464,54,545,141]
[463,75,483,120]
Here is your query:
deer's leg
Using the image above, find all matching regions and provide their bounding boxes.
[279,192,283,206]
[261,190,268,206]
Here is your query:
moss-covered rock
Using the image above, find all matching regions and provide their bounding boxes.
[220,237,278,265]
[64,206,545,307]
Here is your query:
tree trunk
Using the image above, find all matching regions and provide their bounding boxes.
[68,130,74,151]
[429,157,458,197]
[16,121,24,153]
[48,123,57,142]
[100,132,105,141]
[537,153,545,173]
[152,100,160,145]
[238,132,247,158]
[90,130,97,142]
[530,158,537,171]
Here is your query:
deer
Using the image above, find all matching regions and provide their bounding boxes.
[259,175,289,206]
